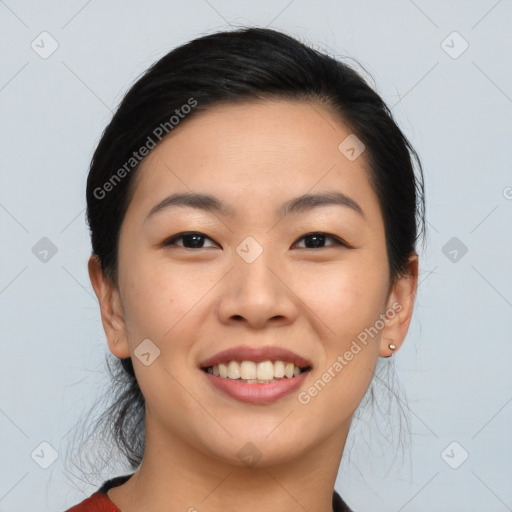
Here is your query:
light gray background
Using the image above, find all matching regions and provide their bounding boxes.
[1,1,511,511]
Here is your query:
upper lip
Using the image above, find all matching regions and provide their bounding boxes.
[199,345,313,369]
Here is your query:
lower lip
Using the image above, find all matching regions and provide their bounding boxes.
[202,370,310,404]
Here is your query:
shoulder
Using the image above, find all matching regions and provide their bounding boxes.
[64,474,133,512]
[64,491,120,512]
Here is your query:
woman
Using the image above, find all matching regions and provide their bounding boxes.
[65,26,424,512]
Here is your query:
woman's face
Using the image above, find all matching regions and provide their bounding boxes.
[92,99,417,468]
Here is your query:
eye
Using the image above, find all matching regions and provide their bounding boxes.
[162,231,350,250]
[163,232,219,249]
[293,232,349,249]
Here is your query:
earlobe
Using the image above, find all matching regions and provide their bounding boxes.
[379,253,419,357]
[106,335,131,359]
[87,255,131,359]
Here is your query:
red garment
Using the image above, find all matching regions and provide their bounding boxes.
[65,491,120,511]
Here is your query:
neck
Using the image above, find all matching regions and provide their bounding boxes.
[108,416,350,512]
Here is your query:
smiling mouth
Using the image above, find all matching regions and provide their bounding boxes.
[202,360,312,384]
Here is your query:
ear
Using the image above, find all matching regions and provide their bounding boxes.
[379,253,419,357]
[88,254,131,359]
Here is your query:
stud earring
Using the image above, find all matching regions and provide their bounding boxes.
[383,343,397,358]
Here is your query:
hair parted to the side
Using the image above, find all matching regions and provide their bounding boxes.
[69,26,425,480]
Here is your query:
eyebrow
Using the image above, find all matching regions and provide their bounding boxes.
[145,191,365,222]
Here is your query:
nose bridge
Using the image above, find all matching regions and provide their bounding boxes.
[216,235,297,328]
[234,237,282,303]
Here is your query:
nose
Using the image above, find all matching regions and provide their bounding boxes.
[216,249,299,330]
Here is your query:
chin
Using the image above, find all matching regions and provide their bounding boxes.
[200,422,313,468]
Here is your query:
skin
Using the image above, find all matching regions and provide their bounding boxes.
[89,99,418,512]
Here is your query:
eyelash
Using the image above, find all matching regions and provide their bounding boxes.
[162,231,351,250]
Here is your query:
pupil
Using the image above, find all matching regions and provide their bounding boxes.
[306,234,324,248]
[185,234,203,248]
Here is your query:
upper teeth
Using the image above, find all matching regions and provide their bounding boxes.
[206,360,303,380]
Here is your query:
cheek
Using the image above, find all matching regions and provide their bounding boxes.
[119,251,221,355]
[118,252,185,341]
[295,256,389,342]
[314,258,388,406]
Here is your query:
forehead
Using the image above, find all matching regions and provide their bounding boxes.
[127,99,381,224]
